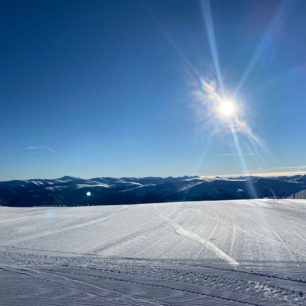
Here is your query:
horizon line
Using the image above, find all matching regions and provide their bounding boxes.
[1,170,306,182]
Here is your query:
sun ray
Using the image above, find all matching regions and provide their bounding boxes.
[230,122,257,198]
[235,0,297,95]
[144,2,202,85]
[194,122,221,175]
[201,0,224,96]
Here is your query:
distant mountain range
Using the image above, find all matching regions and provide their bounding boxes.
[1,175,306,207]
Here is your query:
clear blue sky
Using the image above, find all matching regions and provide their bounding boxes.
[1,0,306,180]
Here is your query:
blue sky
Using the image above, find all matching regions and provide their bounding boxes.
[1,0,306,180]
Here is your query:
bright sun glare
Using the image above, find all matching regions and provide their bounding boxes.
[217,100,236,119]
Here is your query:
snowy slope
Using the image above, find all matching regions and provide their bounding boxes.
[0,199,305,305]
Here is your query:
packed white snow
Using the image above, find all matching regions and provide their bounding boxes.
[0,199,305,305]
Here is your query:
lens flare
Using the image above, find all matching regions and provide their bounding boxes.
[193,76,269,159]
[191,0,273,187]
[194,79,247,133]
[217,100,236,119]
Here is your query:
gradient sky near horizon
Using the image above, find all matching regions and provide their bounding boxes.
[1,0,306,180]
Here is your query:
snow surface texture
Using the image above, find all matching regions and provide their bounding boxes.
[0,200,305,305]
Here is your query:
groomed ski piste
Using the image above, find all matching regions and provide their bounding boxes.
[0,199,305,305]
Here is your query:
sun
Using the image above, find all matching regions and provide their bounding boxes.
[217,100,237,119]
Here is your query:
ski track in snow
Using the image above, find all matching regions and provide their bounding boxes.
[154,206,239,266]
[0,199,306,305]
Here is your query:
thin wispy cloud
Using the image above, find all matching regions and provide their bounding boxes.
[205,168,306,178]
[218,153,258,157]
[245,165,306,177]
[250,171,306,177]
[274,165,306,170]
[27,146,56,154]
[248,165,306,172]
